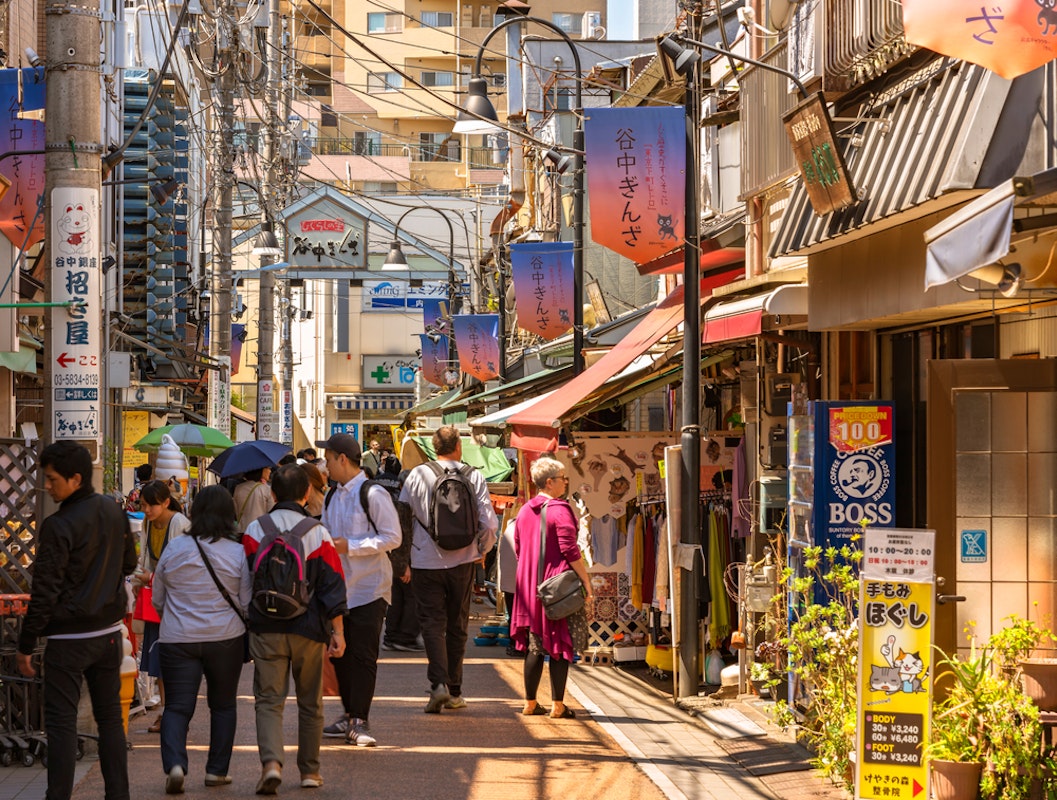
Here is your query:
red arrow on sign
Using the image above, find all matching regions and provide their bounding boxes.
[913,779,924,796]
[56,352,76,368]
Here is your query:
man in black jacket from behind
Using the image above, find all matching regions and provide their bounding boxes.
[17,441,138,800]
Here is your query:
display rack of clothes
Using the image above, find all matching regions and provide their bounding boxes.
[700,489,735,648]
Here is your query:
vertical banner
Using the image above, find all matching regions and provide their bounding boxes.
[0,68,46,249]
[509,242,574,340]
[583,106,685,264]
[815,402,896,548]
[50,186,101,447]
[418,333,450,387]
[857,528,935,800]
[123,411,149,469]
[452,314,500,382]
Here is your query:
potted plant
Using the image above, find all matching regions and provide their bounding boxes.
[750,661,776,697]
[989,610,1057,712]
[926,633,1043,800]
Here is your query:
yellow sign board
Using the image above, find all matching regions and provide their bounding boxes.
[123,411,149,468]
[856,529,935,800]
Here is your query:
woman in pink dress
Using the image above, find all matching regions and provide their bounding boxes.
[511,457,592,718]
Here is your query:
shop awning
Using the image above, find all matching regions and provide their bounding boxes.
[0,339,39,375]
[404,386,464,418]
[331,393,414,411]
[468,389,558,430]
[636,212,745,276]
[924,168,1057,290]
[702,284,809,344]
[509,268,743,451]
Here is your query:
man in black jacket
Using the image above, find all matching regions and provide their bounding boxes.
[17,441,137,800]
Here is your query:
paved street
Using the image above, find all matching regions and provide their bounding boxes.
[0,618,849,800]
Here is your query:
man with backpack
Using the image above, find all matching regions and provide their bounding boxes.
[243,465,347,794]
[316,433,402,747]
[400,426,499,713]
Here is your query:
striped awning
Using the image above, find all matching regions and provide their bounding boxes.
[331,393,414,411]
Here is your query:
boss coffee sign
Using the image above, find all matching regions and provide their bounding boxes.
[815,402,896,546]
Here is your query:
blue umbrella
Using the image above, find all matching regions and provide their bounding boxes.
[206,440,292,478]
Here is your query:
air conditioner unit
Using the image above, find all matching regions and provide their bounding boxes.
[168,386,183,405]
[581,11,602,38]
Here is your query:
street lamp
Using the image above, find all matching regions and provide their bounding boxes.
[454,16,586,376]
[383,207,462,386]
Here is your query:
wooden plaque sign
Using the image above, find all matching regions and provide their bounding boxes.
[783,92,856,216]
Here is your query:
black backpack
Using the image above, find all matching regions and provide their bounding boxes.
[323,479,414,574]
[251,515,318,620]
[419,461,479,551]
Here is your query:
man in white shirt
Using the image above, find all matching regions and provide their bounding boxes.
[317,433,402,746]
[400,426,498,713]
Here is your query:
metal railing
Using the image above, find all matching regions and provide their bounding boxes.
[305,139,505,168]
[823,0,908,90]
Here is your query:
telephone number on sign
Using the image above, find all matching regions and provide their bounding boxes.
[53,373,99,387]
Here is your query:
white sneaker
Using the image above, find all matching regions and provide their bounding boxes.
[424,684,450,713]
[165,765,185,795]
[346,718,377,747]
[445,696,467,710]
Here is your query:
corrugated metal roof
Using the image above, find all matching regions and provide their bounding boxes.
[770,59,1012,258]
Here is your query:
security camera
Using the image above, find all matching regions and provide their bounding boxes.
[24,48,42,68]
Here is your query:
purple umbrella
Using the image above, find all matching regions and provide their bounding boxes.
[206,440,292,478]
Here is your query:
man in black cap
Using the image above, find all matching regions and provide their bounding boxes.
[315,434,401,746]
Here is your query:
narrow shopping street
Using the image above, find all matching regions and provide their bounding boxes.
[49,618,845,800]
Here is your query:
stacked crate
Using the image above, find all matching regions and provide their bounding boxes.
[0,594,46,766]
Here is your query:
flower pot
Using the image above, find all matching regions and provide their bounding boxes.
[930,760,982,800]
[1020,658,1057,711]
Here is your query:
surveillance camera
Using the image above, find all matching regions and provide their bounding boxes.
[24,48,42,68]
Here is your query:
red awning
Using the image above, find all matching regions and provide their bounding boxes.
[701,285,809,344]
[509,267,743,451]
[635,243,744,277]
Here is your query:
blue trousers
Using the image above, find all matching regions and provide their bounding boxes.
[158,637,244,777]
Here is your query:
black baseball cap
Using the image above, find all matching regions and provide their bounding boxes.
[315,433,362,465]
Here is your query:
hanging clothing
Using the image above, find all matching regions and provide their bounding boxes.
[590,515,621,567]
[732,437,751,539]
[708,506,731,647]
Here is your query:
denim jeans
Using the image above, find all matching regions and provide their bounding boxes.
[412,562,474,696]
[158,637,244,777]
[330,598,387,720]
[43,632,129,800]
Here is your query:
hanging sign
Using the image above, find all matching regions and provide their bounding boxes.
[452,314,500,382]
[901,0,1057,80]
[419,333,450,387]
[856,527,935,800]
[422,297,448,334]
[783,93,856,216]
[510,242,574,340]
[584,106,685,264]
[0,68,45,249]
[285,194,367,268]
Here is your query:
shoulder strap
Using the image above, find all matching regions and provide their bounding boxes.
[359,481,379,534]
[537,502,549,590]
[193,537,247,623]
[257,513,280,539]
[288,517,320,542]
[238,483,262,522]
[324,485,336,510]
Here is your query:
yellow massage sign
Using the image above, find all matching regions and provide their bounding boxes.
[856,529,936,800]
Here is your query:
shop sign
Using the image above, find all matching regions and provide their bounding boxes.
[783,93,856,216]
[816,402,896,548]
[51,186,101,445]
[362,280,449,310]
[856,528,935,800]
[362,355,418,391]
[331,422,359,440]
[285,196,367,269]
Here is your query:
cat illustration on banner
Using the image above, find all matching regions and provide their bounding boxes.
[869,634,928,698]
[657,213,677,241]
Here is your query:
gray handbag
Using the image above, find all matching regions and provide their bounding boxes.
[535,502,586,621]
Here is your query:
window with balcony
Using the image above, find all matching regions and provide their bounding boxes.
[352,131,382,155]
[367,12,401,33]
[479,6,492,27]
[551,12,578,34]
[367,72,403,93]
[418,133,460,162]
[421,11,454,27]
[421,71,455,87]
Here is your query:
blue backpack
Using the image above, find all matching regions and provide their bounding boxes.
[251,515,318,619]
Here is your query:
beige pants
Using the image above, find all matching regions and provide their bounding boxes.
[250,631,325,777]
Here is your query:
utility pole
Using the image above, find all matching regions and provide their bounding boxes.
[279,27,294,447]
[207,8,236,438]
[255,0,281,441]
[44,0,104,460]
